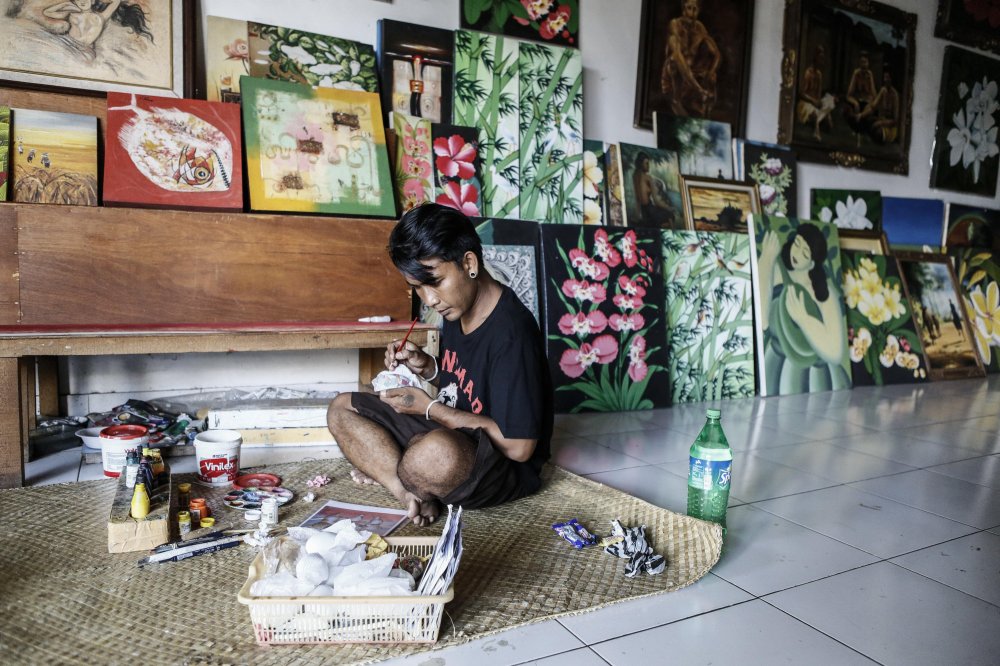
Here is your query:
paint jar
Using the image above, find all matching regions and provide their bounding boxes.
[193,430,242,486]
[244,509,262,523]
[99,425,149,477]
[261,497,279,531]
[189,498,209,525]
[199,517,215,529]
[177,482,191,508]
[177,511,192,535]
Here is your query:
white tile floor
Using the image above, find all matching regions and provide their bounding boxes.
[27,377,1000,665]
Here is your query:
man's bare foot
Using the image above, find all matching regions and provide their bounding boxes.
[402,491,440,527]
[349,468,381,487]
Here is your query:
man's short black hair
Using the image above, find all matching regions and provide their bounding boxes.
[388,203,483,284]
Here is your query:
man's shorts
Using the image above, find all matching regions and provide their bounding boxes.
[350,392,537,510]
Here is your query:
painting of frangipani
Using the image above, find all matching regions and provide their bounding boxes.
[663,230,754,403]
[582,140,608,225]
[241,77,395,217]
[840,250,929,386]
[540,224,669,412]
[950,247,1000,373]
[103,93,243,210]
[810,189,883,237]
[930,46,1000,198]
[432,124,481,217]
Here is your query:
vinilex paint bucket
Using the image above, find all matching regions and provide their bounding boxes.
[194,430,242,485]
[99,425,149,477]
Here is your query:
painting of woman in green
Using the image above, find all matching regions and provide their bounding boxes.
[751,216,852,396]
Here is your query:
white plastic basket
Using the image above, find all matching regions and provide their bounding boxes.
[237,536,454,645]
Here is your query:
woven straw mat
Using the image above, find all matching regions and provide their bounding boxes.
[0,458,722,665]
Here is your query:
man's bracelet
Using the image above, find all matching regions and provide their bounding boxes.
[425,355,439,382]
[424,399,436,420]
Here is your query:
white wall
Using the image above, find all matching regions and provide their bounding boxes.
[62,0,999,414]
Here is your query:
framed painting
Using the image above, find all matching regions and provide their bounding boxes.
[882,196,945,253]
[618,142,682,229]
[777,0,916,174]
[935,0,1000,56]
[0,0,185,97]
[633,0,754,135]
[944,203,1000,251]
[929,46,1000,198]
[202,16,248,103]
[0,106,8,200]
[240,77,395,217]
[390,112,433,213]
[841,250,929,386]
[950,246,1000,373]
[748,214,852,396]
[460,0,580,48]
[477,218,543,324]
[896,251,986,380]
[248,22,378,93]
[809,189,882,237]
[680,177,760,233]
[582,140,607,225]
[377,20,454,125]
[540,224,669,412]
[10,108,97,206]
[663,230,754,403]
[432,123,482,218]
[603,144,626,227]
[733,139,798,218]
[838,233,889,256]
[103,93,243,211]
[654,112,733,179]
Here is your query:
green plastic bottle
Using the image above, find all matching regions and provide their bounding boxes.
[687,408,733,531]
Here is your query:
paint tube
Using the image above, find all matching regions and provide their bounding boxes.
[138,535,243,567]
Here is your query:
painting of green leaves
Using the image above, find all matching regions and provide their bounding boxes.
[810,189,883,235]
[663,231,754,403]
[541,225,669,412]
[248,23,379,92]
[461,0,580,48]
[841,250,929,386]
[454,30,521,218]
[748,215,852,396]
[0,106,9,199]
[582,140,607,225]
[519,41,583,224]
[929,46,1000,198]
[734,139,798,218]
[951,247,1000,373]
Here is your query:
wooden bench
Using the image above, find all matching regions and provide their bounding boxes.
[0,202,431,488]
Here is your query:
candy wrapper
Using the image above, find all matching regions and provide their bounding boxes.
[552,518,597,548]
[603,519,666,578]
[372,364,423,392]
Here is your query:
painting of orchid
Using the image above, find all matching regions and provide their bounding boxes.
[454,30,521,219]
[841,250,929,386]
[432,124,481,217]
[663,231,754,403]
[733,139,798,218]
[461,0,580,48]
[950,247,1000,373]
[518,40,584,224]
[930,46,1000,198]
[391,112,433,213]
[541,225,669,412]
[810,189,883,236]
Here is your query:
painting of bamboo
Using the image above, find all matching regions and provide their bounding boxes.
[518,40,583,224]
[748,214,852,396]
[663,230,754,403]
[454,30,521,218]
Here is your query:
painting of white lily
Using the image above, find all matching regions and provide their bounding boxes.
[810,189,882,235]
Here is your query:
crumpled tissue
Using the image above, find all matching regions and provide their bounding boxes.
[371,364,423,392]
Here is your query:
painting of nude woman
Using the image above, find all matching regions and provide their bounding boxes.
[0,0,183,97]
[633,0,754,135]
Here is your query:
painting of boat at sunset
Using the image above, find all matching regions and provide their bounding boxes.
[11,108,97,206]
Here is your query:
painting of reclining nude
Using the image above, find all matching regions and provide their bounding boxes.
[777,0,915,174]
[0,0,183,96]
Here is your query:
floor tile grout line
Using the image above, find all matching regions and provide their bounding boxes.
[538,628,613,666]
[880,552,1000,611]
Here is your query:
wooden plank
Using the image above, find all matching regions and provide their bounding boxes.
[0,206,19,325]
[20,359,33,461]
[0,357,24,488]
[36,356,59,417]
[13,203,411,326]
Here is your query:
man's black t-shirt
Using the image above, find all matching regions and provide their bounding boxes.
[437,284,553,491]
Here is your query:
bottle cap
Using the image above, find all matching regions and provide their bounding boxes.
[177,511,191,522]
[200,517,215,528]
[178,483,191,493]
[706,408,721,419]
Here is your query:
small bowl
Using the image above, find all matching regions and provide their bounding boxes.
[76,427,105,449]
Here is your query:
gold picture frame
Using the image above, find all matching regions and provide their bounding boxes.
[680,176,761,233]
[839,231,890,255]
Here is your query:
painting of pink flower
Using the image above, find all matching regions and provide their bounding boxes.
[618,274,647,298]
[561,279,608,304]
[559,334,618,378]
[609,313,645,333]
[613,293,644,310]
[628,335,648,382]
[618,230,638,267]
[569,249,610,281]
[540,4,571,40]
[433,135,477,180]
[436,181,479,216]
[402,155,431,179]
[594,229,621,267]
[558,311,609,338]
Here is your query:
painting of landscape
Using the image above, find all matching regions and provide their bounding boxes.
[11,108,97,206]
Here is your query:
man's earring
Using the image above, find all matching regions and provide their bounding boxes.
[469,271,478,279]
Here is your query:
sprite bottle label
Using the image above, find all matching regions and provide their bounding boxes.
[688,457,732,491]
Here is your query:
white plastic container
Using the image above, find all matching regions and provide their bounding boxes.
[194,429,242,485]
[99,425,150,478]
